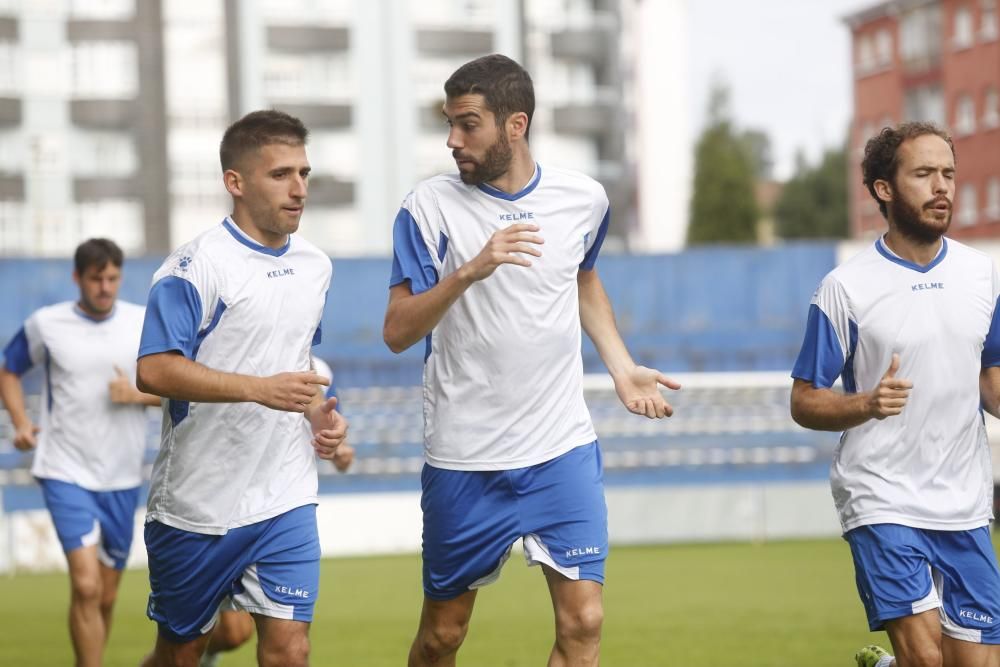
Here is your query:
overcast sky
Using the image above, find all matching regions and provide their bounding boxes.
[687,0,874,180]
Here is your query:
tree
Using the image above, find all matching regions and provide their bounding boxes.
[688,82,760,244]
[774,147,849,239]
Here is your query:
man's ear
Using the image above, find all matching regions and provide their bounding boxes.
[873,178,893,205]
[223,169,243,198]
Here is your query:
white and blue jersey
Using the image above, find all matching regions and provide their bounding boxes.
[2,301,148,490]
[138,218,332,535]
[390,164,609,470]
[792,237,1000,532]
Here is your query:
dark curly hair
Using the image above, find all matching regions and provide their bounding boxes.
[445,54,535,139]
[861,122,955,219]
[74,238,123,275]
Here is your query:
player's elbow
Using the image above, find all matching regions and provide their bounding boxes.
[136,356,162,395]
[382,324,409,354]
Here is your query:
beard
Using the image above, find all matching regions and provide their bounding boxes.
[890,192,951,244]
[456,131,513,185]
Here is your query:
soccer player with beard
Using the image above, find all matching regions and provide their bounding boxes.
[384,54,680,667]
[790,122,1000,667]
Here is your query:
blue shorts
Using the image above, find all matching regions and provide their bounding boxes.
[37,477,140,570]
[421,441,608,601]
[145,504,320,643]
[845,523,1000,643]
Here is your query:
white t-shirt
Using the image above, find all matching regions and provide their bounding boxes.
[2,301,148,490]
[389,164,609,470]
[792,237,1000,532]
[139,218,332,534]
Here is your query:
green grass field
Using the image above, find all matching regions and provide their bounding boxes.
[0,537,915,666]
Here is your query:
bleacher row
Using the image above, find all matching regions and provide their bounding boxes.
[0,373,841,491]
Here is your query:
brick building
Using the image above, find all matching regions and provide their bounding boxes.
[846,0,1000,238]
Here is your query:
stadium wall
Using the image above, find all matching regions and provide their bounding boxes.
[0,482,842,574]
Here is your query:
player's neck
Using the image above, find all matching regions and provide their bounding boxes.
[76,300,114,321]
[483,149,535,195]
[229,212,288,250]
[882,228,943,267]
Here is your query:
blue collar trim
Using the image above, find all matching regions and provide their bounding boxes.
[223,218,291,257]
[875,236,947,273]
[476,164,542,201]
[73,304,115,323]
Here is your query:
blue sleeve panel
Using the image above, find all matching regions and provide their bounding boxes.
[791,304,849,389]
[580,207,610,271]
[983,295,1000,368]
[389,208,439,295]
[138,276,204,359]
[2,327,32,375]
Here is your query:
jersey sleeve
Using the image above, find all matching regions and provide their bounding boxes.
[580,191,610,271]
[389,190,442,295]
[138,251,221,360]
[791,276,856,390]
[983,262,1000,368]
[2,313,45,376]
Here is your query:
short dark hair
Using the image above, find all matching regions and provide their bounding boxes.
[862,121,955,219]
[444,54,535,138]
[219,109,309,172]
[74,238,123,275]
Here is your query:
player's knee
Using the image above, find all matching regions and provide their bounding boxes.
[260,633,309,667]
[555,599,603,644]
[418,620,469,659]
[903,643,942,667]
[215,614,254,649]
[70,571,102,605]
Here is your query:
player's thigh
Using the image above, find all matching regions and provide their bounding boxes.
[543,565,604,629]
[254,615,310,662]
[420,464,521,600]
[884,608,943,666]
[929,527,1000,645]
[232,505,321,624]
[144,520,257,643]
[941,635,1000,667]
[151,631,213,667]
[517,442,609,583]
[844,524,939,632]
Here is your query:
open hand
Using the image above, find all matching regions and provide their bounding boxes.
[614,366,681,419]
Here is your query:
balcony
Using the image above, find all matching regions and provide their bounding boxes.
[0,173,24,200]
[415,29,492,56]
[0,97,20,127]
[267,26,349,52]
[272,102,351,129]
[550,16,616,63]
[552,97,617,136]
[73,176,138,201]
[65,19,134,42]
[307,176,353,206]
[69,99,137,130]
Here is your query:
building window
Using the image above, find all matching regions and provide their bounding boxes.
[905,85,945,123]
[984,88,1000,128]
[71,41,138,98]
[955,94,976,135]
[983,0,999,40]
[958,183,978,226]
[70,132,137,177]
[900,5,942,68]
[856,35,875,74]
[69,0,134,20]
[986,178,1000,220]
[954,5,975,49]
[875,28,893,67]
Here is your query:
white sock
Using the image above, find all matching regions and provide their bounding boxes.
[875,656,894,667]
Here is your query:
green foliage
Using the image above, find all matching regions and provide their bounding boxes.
[688,83,761,245]
[0,539,904,666]
[775,147,849,239]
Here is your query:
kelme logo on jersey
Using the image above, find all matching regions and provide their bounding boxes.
[565,545,601,558]
[498,211,534,222]
[266,268,295,278]
[911,282,943,292]
[274,584,310,598]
